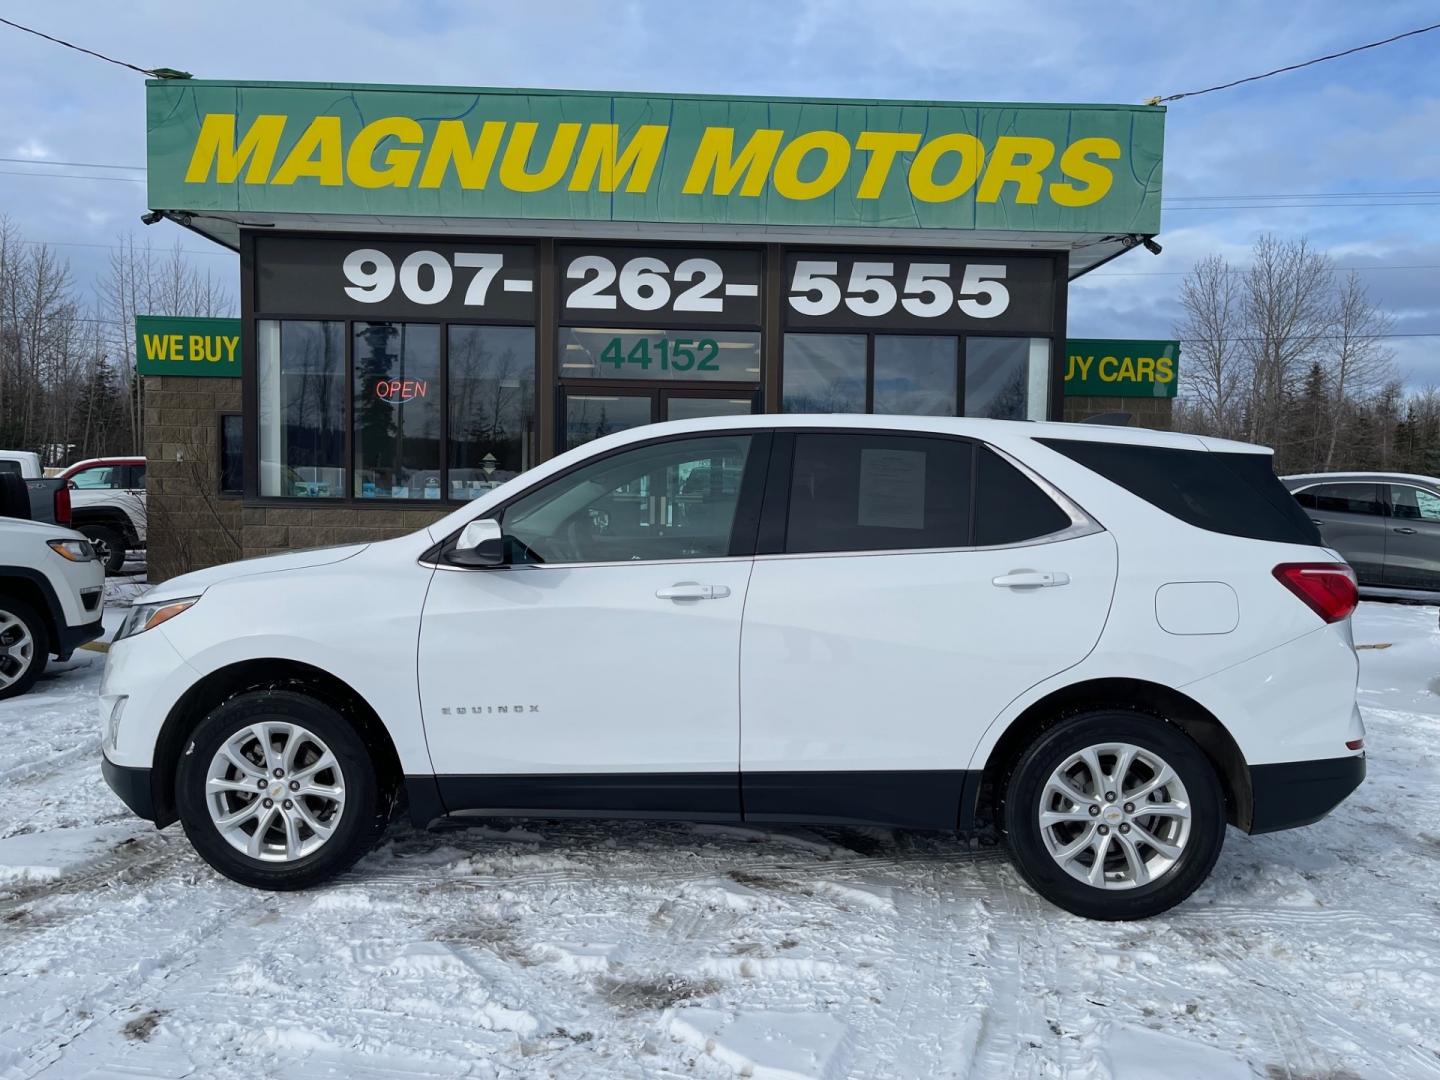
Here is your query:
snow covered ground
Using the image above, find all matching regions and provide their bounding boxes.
[1,601,1438,1079]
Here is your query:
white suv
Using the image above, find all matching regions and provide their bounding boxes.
[100,417,1365,919]
[0,518,105,698]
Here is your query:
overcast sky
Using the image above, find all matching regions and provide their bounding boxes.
[2,0,1437,385]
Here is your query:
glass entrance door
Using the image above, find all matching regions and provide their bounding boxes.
[561,387,759,451]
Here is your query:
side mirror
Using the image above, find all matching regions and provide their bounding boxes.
[66,480,77,490]
[448,518,507,568]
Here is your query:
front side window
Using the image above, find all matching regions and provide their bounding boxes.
[500,435,752,564]
[353,323,442,500]
[258,320,345,498]
[69,467,118,490]
[448,326,535,499]
[1389,486,1440,522]
[1295,483,1384,516]
[785,433,972,554]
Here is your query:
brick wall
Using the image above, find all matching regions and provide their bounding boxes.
[1063,395,1174,430]
[143,375,243,583]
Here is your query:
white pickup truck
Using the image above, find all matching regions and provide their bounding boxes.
[56,457,147,574]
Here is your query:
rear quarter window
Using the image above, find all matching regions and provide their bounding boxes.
[1038,438,1322,545]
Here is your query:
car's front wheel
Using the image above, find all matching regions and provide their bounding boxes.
[0,596,47,700]
[175,690,389,889]
[1003,711,1226,920]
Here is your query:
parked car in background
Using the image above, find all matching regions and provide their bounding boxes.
[0,516,104,699]
[59,457,147,574]
[1282,472,1440,600]
[0,450,72,527]
[101,417,1365,920]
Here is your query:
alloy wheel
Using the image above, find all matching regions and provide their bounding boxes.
[1038,741,1192,890]
[205,721,347,862]
[0,609,35,691]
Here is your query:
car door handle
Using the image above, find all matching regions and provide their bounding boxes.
[1310,518,1325,526]
[1393,527,1418,535]
[992,570,1070,589]
[656,583,731,600]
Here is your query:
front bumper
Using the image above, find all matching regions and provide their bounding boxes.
[1247,754,1366,834]
[54,616,103,658]
[102,754,156,822]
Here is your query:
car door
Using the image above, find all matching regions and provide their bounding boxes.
[1382,484,1440,591]
[417,430,767,820]
[738,432,1118,829]
[1291,482,1387,584]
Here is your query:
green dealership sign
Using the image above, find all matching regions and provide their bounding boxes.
[135,315,242,377]
[145,80,1164,234]
[1064,339,1179,398]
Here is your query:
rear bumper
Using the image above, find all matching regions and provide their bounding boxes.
[1247,754,1365,834]
[102,754,156,822]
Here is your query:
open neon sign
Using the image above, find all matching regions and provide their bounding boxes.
[374,378,429,402]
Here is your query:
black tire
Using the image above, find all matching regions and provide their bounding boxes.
[79,524,126,574]
[175,690,390,890]
[0,595,49,701]
[1003,711,1226,920]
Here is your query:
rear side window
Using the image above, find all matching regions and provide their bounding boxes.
[974,447,1073,545]
[1038,438,1322,545]
[786,433,972,554]
[1294,483,1383,516]
[0,460,20,477]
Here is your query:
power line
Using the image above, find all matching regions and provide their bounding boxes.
[1147,20,1440,104]
[0,16,182,78]
[0,169,143,184]
[11,238,235,258]
[1089,265,1440,278]
[0,156,145,171]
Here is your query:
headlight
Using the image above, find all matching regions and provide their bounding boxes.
[117,596,199,641]
[48,538,96,562]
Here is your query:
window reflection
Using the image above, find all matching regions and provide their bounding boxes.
[782,334,866,413]
[353,323,442,500]
[448,326,535,500]
[257,320,345,498]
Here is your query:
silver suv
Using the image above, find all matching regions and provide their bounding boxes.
[1282,472,1440,599]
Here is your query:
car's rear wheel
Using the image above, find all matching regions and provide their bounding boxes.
[0,596,47,700]
[79,524,126,575]
[1003,711,1226,920]
[175,690,389,889]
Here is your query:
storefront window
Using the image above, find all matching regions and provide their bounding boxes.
[353,323,442,500]
[448,326,536,500]
[257,320,345,498]
[219,414,244,495]
[782,334,866,412]
[965,337,1050,421]
[873,336,958,416]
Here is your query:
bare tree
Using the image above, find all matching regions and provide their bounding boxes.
[1175,254,1247,438]
[1242,235,1334,448]
[1323,270,1396,469]
[99,235,235,454]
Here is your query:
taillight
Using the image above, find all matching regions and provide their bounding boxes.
[54,485,71,526]
[1272,562,1358,623]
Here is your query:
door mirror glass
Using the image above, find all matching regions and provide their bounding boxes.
[449,518,506,567]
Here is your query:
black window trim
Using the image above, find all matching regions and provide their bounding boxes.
[422,424,1099,569]
[757,427,1100,562]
